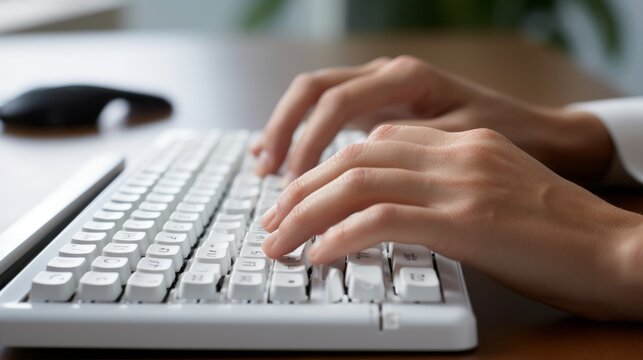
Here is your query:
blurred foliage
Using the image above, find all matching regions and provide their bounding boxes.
[244,0,621,56]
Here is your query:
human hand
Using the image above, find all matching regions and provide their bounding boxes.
[261,125,643,320]
[253,56,614,183]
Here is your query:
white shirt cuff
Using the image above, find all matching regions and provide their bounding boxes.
[567,97,643,186]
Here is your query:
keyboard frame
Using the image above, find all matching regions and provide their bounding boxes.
[0,129,477,351]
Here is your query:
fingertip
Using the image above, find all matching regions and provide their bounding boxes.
[261,230,279,258]
[255,149,275,177]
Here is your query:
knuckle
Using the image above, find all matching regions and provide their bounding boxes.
[465,128,505,142]
[387,55,428,75]
[334,142,367,164]
[282,178,307,207]
[368,124,401,141]
[340,167,373,189]
[284,202,310,227]
[369,204,398,226]
[292,72,320,92]
[318,88,349,112]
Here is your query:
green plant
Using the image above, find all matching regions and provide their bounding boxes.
[243,0,621,57]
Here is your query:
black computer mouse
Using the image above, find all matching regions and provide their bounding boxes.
[0,85,172,127]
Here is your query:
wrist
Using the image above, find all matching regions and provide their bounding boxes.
[604,218,643,320]
[545,109,615,183]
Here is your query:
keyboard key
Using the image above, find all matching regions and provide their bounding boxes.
[136,257,175,287]
[202,234,238,258]
[220,198,253,219]
[124,271,166,303]
[154,232,190,258]
[391,244,432,275]
[227,271,265,302]
[394,267,441,302]
[163,221,197,246]
[91,256,131,285]
[273,260,308,285]
[112,192,141,206]
[176,202,207,224]
[194,243,231,273]
[183,194,216,215]
[269,273,307,303]
[146,244,183,272]
[178,271,220,300]
[71,231,107,249]
[30,271,75,302]
[211,220,245,244]
[234,257,268,275]
[346,264,385,302]
[46,257,88,283]
[146,192,176,206]
[139,201,169,220]
[119,185,148,196]
[244,231,269,246]
[102,243,140,271]
[345,248,383,286]
[279,244,306,262]
[188,262,222,275]
[239,245,268,260]
[169,211,203,236]
[324,268,345,303]
[131,210,164,232]
[58,243,99,263]
[93,210,126,228]
[123,219,156,240]
[152,185,182,196]
[113,230,149,254]
[103,201,133,214]
[77,271,122,302]
[82,221,116,240]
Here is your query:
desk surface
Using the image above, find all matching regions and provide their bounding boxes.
[1,31,642,359]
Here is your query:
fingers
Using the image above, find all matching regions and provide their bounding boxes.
[307,204,451,264]
[255,58,390,176]
[261,168,433,258]
[284,59,434,178]
[366,124,454,146]
[262,140,432,232]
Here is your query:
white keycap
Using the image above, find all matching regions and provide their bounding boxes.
[229,185,260,200]
[120,185,148,196]
[131,210,164,232]
[178,271,220,300]
[122,219,156,240]
[176,202,207,224]
[103,201,133,215]
[163,170,192,181]
[194,243,231,273]
[347,264,385,302]
[91,256,131,285]
[30,271,75,302]
[124,271,166,303]
[394,267,441,302]
[163,221,197,246]
[112,192,141,206]
[139,201,169,221]
[280,243,306,262]
[82,221,116,240]
[244,231,269,246]
[58,243,99,263]
[233,173,262,187]
[77,271,122,302]
[136,257,175,287]
[189,262,222,275]
[126,177,155,187]
[202,234,238,258]
[146,192,176,206]
[211,220,245,245]
[93,210,126,228]
[153,185,182,196]
[248,222,269,234]
[113,230,149,254]
[227,271,265,302]
[170,211,203,236]
[234,257,268,275]
[215,212,245,223]
[239,245,268,260]
[345,248,383,286]
[71,231,108,249]
[270,273,307,303]
[154,232,190,258]
[324,268,345,303]
[46,257,88,283]
[183,194,216,215]
[391,244,432,275]
[146,244,183,272]
[273,260,308,285]
[102,242,140,271]
[188,187,218,198]
[220,198,253,219]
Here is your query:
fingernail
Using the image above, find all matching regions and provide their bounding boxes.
[261,204,277,227]
[262,230,280,255]
[256,150,274,175]
[284,171,297,184]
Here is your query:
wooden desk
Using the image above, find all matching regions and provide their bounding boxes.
[1,31,642,359]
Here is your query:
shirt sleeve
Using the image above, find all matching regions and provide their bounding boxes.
[567,97,643,186]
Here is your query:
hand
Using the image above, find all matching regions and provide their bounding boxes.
[261,125,643,320]
[252,56,614,183]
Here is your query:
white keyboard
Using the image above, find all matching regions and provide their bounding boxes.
[0,129,477,351]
